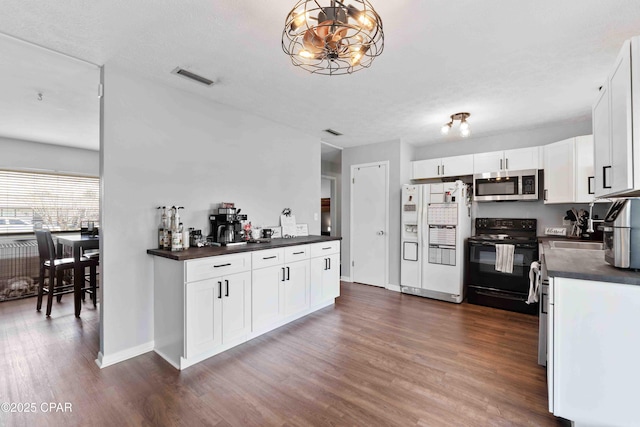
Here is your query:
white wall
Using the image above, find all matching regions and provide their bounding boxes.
[321,178,331,198]
[0,136,99,176]
[100,65,320,362]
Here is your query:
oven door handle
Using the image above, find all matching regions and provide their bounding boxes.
[469,241,536,249]
[475,289,527,302]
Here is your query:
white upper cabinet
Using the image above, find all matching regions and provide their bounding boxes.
[542,135,603,204]
[411,154,473,180]
[473,151,504,173]
[504,147,540,171]
[473,147,540,174]
[543,138,575,204]
[574,135,596,203]
[412,158,441,179]
[441,154,474,177]
[593,85,611,197]
[593,37,640,197]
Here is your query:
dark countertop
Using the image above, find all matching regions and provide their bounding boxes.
[147,235,341,261]
[540,239,640,286]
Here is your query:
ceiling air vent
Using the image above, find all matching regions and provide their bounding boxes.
[324,128,343,136]
[171,67,215,86]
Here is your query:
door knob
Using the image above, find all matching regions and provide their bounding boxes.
[377,231,384,235]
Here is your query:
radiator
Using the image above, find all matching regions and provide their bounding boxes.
[0,240,40,301]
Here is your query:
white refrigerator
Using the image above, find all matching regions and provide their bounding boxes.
[400,181,471,303]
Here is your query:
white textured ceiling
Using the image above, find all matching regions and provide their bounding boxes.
[1,0,639,152]
[0,34,99,150]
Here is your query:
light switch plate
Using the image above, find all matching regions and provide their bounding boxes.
[545,227,567,236]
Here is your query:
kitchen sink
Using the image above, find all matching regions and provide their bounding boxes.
[549,240,604,250]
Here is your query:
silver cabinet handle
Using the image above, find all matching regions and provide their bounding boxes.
[377,231,384,236]
[442,164,445,175]
[505,158,509,170]
[437,165,440,175]
[500,158,503,170]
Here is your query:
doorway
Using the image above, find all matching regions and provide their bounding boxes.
[350,161,389,287]
[321,175,337,236]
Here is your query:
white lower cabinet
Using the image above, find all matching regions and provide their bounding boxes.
[310,253,340,306]
[152,239,341,370]
[283,259,310,316]
[185,278,222,359]
[548,276,640,425]
[185,271,251,359]
[252,264,285,332]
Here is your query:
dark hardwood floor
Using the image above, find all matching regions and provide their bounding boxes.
[0,282,564,426]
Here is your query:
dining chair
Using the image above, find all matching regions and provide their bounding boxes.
[82,249,100,306]
[34,230,98,317]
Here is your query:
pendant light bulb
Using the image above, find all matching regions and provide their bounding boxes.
[441,122,452,135]
[459,120,469,132]
[460,127,471,138]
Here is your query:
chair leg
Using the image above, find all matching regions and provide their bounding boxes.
[90,265,97,307]
[36,265,45,312]
[56,270,64,303]
[81,265,87,301]
[46,267,55,316]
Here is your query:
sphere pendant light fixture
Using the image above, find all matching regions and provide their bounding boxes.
[441,112,471,137]
[282,0,384,75]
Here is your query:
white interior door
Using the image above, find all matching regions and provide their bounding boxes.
[351,162,388,287]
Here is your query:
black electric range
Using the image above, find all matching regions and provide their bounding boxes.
[466,218,538,314]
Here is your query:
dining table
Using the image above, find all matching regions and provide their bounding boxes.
[56,234,100,317]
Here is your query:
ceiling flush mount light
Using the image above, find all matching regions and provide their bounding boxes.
[441,112,471,137]
[282,0,384,75]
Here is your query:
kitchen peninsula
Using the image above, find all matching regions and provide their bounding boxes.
[147,235,341,369]
[543,244,640,426]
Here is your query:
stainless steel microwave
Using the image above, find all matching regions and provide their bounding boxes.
[473,169,540,202]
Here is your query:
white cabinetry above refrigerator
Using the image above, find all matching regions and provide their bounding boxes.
[411,155,473,180]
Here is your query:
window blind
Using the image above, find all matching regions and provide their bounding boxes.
[0,170,99,234]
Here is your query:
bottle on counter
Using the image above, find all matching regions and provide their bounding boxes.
[182,224,189,250]
[170,207,185,251]
[157,206,168,249]
[165,207,173,250]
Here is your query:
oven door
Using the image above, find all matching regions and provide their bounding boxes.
[467,241,538,292]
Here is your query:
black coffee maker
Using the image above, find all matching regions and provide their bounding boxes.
[209,208,248,246]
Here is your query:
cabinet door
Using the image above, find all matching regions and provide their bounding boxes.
[473,151,504,173]
[574,135,596,203]
[185,278,222,358]
[310,257,324,307]
[553,277,640,424]
[504,147,539,171]
[283,260,310,317]
[321,254,341,301]
[221,271,251,344]
[608,40,634,195]
[593,85,611,197]
[252,265,285,331]
[412,158,442,179]
[544,138,575,204]
[441,154,473,177]
[311,254,340,306]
